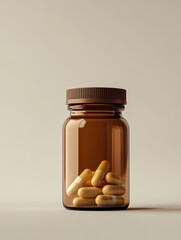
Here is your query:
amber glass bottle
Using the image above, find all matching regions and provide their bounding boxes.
[63,87,129,210]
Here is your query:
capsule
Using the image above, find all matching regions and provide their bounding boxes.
[105,172,125,185]
[95,195,124,206]
[102,185,125,195]
[87,170,106,187]
[78,187,102,198]
[66,169,92,197]
[91,160,110,187]
[73,197,96,207]
[85,170,106,187]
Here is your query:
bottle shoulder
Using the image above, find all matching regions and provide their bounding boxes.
[63,116,129,130]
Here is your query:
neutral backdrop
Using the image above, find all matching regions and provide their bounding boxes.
[0,0,181,239]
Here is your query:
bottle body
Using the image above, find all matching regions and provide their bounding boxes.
[63,104,129,210]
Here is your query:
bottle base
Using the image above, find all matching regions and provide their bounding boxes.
[63,203,129,211]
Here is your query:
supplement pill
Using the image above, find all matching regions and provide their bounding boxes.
[73,197,96,207]
[95,195,124,206]
[105,172,125,185]
[91,160,110,187]
[102,185,125,195]
[78,187,102,198]
[66,169,92,197]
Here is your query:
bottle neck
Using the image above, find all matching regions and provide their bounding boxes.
[68,104,124,118]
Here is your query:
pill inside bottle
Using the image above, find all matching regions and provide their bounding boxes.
[78,187,102,198]
[105,172,125,185]
[66,169,92,197]
[96,195,124,206]
[91,160,110,187]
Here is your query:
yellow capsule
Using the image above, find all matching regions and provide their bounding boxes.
[73,197,96,207]
[91,171,107,187]
[105,172,125,185]
[84,171,106,187]
[66,169,92,197]
[95,195,124,206]
[78,187,102,198]
[91,160,110,187]
[102,185,125,195]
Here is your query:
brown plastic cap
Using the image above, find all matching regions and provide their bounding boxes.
[66,87,127,105]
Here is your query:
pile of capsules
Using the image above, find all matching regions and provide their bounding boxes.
[66,160,125,207]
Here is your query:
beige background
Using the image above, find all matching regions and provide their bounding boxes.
[0,0,181,239]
